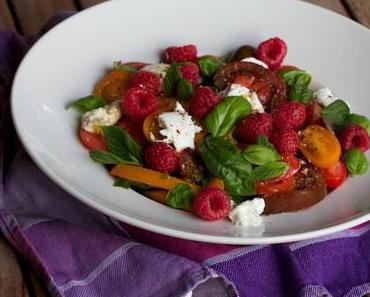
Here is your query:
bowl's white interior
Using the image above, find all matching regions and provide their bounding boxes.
[11,0,370,244]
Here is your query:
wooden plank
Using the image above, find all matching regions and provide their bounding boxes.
[10,0,77,35]
[78,0,106,9]
[0,0,15,31]
[344,0,370,27]
[303,0,350,17]
[28,269,49,297]
[0,236,30,297]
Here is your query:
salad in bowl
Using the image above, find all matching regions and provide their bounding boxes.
[68,37,369,227]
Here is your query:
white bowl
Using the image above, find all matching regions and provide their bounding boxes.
[11,0,370,244]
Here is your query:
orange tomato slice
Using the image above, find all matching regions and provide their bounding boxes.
[94,69,130,102]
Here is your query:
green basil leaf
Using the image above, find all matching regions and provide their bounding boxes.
[112,61,137,73]
[166,184,193,210]
[67,95,106,112]
[113,178,150,192]
[199,137,255,196]
[254,161,288,181]
[346,114,370,135]
[198,55,223,78]
[280,70,312,105]
[205,96,252,137]
[101,126,142,166]
[256,135,275,149]
[242,144,280,165]
[89,150,130,165]
[176,78,193,100]
[164,63,181,96]
[321,99,350,127]
[344,149,368,175]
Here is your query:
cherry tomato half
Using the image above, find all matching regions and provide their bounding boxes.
[270,154,301,183]
[79,129,107,151]
[117,119,147,146]
[320,160,347,190]
[256,175,295,196]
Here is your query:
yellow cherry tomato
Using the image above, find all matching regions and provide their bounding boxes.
[94,69,130,102]
[299,125,341,169]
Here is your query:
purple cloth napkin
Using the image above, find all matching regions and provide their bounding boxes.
[1,13,370,297]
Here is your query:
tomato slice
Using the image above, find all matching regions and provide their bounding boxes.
[320,160,347,190]
[268,154,301,183]
[79,129,107,151]
[117,119,147,146]
[125,62,148,71]
[256,175,295,196]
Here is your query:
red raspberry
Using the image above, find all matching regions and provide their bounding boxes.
[123,87,158,122]
[144,143,179,174]
[339,124,370,152]
[163,44,197,63]
[190,87,220,118]
[235,113,273,144]
[270,129,299,154]
[272,102,306,130]
[129,71,160,95]
[192,187,230,221]
[180,63,200,87]
[256,37,287,70]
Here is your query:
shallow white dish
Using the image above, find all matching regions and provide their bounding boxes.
[11,0,370,244]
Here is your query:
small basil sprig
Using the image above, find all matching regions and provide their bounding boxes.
[176,78,193,100]
[113,178,150,192]
[346,114,370,135]
[256,135,275,150]
[198,55,223,79]
[90,126,142,166]
[280,70,313,105]
[205,96,251,137]
[199,137,255,196]
[166,184,193,210]
[164,63,181,96]
[343,149,368,175]
[254,161,288,181]
[321,99,350,127]
[242,144,280,166]
[67,95,106,112]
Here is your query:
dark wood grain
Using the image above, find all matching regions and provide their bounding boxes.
[10,0,76,35]
[78,0,106,9]
[304,0,350,16]
[344,0,370,27]
[0,0,15,31]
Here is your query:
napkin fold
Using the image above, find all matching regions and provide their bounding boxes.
[0,12,369,297]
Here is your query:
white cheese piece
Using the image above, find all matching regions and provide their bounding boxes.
[228,198,265,227]
[242,57,268,69]
[81,101,121,133]
[313,87,351,109]
[142,63,169,79]
[157,102,202,152]
[226,83,265,113]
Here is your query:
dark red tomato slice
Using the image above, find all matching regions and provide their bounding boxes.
[125,62,148,71]
[256,175,295,196]
[320,160,347,190]
[116,119,147,146]
[79,129,107,151]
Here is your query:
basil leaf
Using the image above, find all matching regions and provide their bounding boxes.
[113,178,150,192]
[112,61,137,73]
[256,135,275,149]
[89,150,129,164]
[67,95,105,112]
[199,137,255,196]
[346,114,370,135]
[280,70,312,105]
[164,63,181,96]
[321,99,350,127]
[242,144,280,165]
[344,149,368,175]
[198,55,223,78]
[166,184,193,210]
[101,126,142,166]
[254,161,288,181]
[176,78,193,100]
[205,96,252,137]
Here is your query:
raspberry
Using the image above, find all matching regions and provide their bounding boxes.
[272,102,306,130]
[235,113,273,144]
[129,71,160,95]
[192,187,230,221]
[305,99,322,126]
[256,37,287,71]
[190,87,220,118]
[270,129,299,154]
[339,124,370,152]
[123,87,158,122]
[144,143,179,174]
[180,63,200,87]
[163,44,197,63]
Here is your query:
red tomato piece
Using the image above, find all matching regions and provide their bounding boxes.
[320,160,347,190]
[269,154,301,183]
[125,62,148,71]
[116,119,147,146]
[79,129,107,151]
[256,175,295,196]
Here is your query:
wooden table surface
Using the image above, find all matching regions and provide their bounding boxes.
[0,0,369,296]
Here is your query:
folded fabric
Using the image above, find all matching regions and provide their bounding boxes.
[0,13,369,297]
